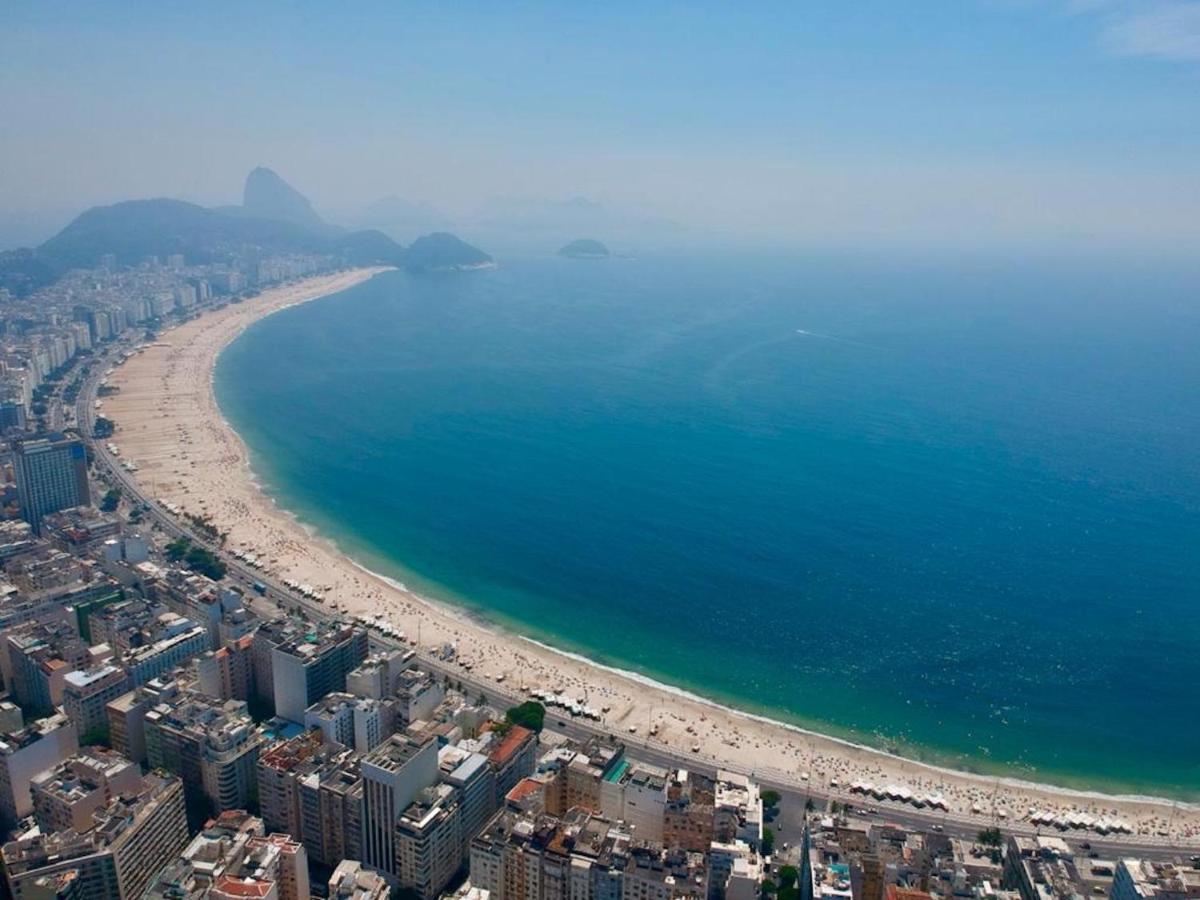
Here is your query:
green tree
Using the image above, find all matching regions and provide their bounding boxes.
[762,827,776,855]
[164,536,226,579]
[184,545,226,579]
[100,488,121,512]
[762,789,781,809]
[165,537,190,561]
[80,725,111,748]
[504,701,546,733]
[977,827,1003,848]
[777,867,799,890]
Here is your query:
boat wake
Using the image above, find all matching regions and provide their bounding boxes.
[795,328,882,350]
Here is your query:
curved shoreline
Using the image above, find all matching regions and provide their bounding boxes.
[103,268,1200,844]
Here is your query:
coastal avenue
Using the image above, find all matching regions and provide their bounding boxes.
[75,335,1195,864]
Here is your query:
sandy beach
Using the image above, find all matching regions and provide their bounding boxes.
[101,268,1199,845]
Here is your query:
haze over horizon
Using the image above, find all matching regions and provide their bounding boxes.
[2,1,1200,254]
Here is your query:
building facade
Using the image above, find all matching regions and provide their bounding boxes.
[13,438,91,534]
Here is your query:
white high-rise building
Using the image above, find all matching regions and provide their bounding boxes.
[361,735,439,882]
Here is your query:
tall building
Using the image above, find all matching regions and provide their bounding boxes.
[272,622,368,722]
[663,770,715,852]
[599,761,669,843]
[13,438,91,534]
[144,692,263,813]
[329,860,391,900]
[304,692,392,753]
[1112,859,1200,900]
[859,854,886,900]
[62,665,131,741]
[195,634,254,701]
[123,622,209,685]
[143,809,264,900]
[439,745,496,863]
[346,649,412,700]
[2,773,188,900]
[361,734,440,882]
[104,675,181,765]
[798,823,815,900]
[212,833,309,900]
[395,783,462,900]
[5,621,94,716]
[393,668,445,727]
[713,772,763,849]
[298,749,364,868]
[256,728,326,839]
[469,806,655,900]
[254,727,365,868]
[488,726,539,806]
[0,713,79,829]
[30,749,141,834]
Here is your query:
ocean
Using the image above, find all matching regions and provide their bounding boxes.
[214,251,1200,798]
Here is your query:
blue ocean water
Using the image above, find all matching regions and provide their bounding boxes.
[215,252,1200,797]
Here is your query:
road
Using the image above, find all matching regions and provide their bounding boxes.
[72,339,1198,863]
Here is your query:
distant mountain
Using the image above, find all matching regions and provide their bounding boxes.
[0,197,408,295]
[242,167,328,230]
[404,233,493,272]
[0,167,496,296]
[0,247,59,297]
[39,199,320,268]
[561,196,604,211]
[559,238,609,259]
[356,195,452,242]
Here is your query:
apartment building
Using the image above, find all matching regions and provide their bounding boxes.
[144,692,263,813]
[2,774,188,900]
[0,712,79,828]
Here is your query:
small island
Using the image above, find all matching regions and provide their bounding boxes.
[558,238,610,259]
[405,232,495,272]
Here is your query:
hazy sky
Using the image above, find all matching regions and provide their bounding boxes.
[2,1,1199,250]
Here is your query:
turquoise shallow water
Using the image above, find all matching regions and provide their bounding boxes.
[215,252,1200,798]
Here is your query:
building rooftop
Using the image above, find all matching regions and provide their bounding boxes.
[489,725,535,767]
[2,773,181,872]
[364,733,432,772]
[30,748,137,802]
[63,663,124,690]
[258,728,325,772]
[1119,859,1200,898]
[274,620,362,660]
[0,711,74,754]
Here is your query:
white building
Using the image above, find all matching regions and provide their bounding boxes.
[361,735,440,882]
[0,712,79,828]
[304,692,389,753]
